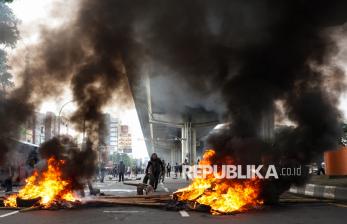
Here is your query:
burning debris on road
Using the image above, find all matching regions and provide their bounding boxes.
[174,150,263,215]
[0,136,97,209]
[3,157,78,208]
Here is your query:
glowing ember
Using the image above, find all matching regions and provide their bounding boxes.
[4,157,78,208]
[175,149,263,214]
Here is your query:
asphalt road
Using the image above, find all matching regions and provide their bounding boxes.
[1,176,346,224]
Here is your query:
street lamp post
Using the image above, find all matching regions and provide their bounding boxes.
[58,100,74,136]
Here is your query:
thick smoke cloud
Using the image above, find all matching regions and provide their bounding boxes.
[0,94,34,163]
[39,136,96,190]
[1,0,347,197]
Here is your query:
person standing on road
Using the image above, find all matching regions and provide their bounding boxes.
[143,153,164,190]
[100,163,106,183]
[317,161,325,175]
[161,159,166,183]
[183,159,190,181]
[118,161,125,182]
[166,163,171,177]
[179,163,183,178]
[134,165,138,178]
[174,162,178,178]
[113,165,118,178]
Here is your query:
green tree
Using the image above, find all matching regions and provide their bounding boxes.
[0,50,14,93]
[0,1,18,95]
[111,152,135,168]
[0,2,19,47]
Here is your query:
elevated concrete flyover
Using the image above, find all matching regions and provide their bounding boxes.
[129,74,219,165]
[128,68,274,165]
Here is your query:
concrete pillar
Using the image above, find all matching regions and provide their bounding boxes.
[32,114,36,144]
[181,122,197,164]
[181,123,188,163]
[145,74,155,154]
[170,144,181,165]
[190,128,196,165]
[258,104,275,141]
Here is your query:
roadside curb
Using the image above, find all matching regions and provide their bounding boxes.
[289,184,347,201]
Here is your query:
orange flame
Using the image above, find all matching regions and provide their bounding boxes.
[175,149,263,214]
[4,157,78,208]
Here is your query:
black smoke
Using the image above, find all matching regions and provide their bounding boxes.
[0,86,35,164]
[39,136,96,190]
[1,0,347,199]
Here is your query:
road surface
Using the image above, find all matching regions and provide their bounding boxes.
[0,176,346,224]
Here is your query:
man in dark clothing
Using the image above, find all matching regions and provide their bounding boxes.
[161,159,166,183]
[179,164,183,178]
[100,163,106,183]
[118,161,125,182]
[143,153,164,190]
[317,161,325,175]
[174,162,178,178]
[166,163,171,177]
[113,165,118,178]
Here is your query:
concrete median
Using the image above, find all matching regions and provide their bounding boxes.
[289,184,347,201]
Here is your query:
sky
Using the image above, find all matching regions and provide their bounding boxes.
[7,0,149,159]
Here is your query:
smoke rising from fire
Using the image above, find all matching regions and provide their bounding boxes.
[39,136,96,190]
[1,0,347,197]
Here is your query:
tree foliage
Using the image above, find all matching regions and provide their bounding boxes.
[0,2,19,47]
[0,1,14,4]
[111,153,135,168]
[0,49,14,92]
[0,1,18,94]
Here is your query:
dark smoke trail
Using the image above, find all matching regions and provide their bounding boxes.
[39,136,96,190]
[1,0,347,196]
[0,94,34,164]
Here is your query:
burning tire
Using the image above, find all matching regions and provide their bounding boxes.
[16,197,41,208]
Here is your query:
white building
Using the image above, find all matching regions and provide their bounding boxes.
[109,117,120,155]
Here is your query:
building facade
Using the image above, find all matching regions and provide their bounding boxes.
[118,125,132,154]
[20,111,72,146]
[109,116,120,155]
[99,114,120,156]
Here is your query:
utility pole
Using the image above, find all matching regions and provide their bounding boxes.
[58,100,74,136]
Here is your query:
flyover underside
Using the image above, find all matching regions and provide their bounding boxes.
[128,74,219,165]
[129,74,274,165]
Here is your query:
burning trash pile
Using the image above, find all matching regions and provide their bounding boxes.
[3,157,79,209]
[0,137,173,211]
[173,150,263,215]
[0,137,98,210]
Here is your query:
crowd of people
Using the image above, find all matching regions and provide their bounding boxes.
[96,153,191,191]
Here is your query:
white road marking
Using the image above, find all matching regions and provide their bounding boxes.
[179,210,190,217]
[0,211,19,218]
[104,210,144,213]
